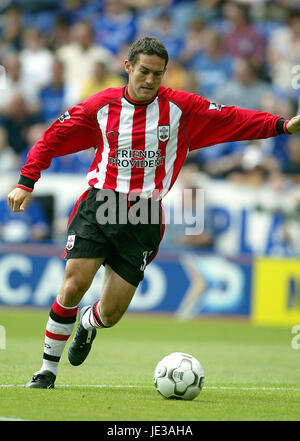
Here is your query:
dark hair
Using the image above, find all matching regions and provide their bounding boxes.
[128,36,169,68]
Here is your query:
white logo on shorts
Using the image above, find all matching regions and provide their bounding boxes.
[140,250,153,271]
[66,234,76,250]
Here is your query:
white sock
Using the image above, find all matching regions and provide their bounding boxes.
[40,297,78,376]
[82,301,109,330]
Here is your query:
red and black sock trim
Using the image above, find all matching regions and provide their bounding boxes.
[43,299,78,364]
[43,353,60,362]
[45,330,69,341]
[92,301,110,328]
[49,299,78,324]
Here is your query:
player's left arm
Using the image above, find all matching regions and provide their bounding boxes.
[175,91,297,150]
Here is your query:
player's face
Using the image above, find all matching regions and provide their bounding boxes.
[124,54,166,101]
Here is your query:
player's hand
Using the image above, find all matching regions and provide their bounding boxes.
[7,187,32,212]
[286,115,300,134]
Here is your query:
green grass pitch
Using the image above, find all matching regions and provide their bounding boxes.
[0,307,299,421]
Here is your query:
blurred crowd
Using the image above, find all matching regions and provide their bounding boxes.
[0,0,300,250]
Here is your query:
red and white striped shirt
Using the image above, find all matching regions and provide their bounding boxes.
[19,85,285,199]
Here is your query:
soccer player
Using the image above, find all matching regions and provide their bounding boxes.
[7,36,300,389]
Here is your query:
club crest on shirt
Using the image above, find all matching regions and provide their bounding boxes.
[58,110,71,123]
[157,125,170,142]
[66,234,76,250]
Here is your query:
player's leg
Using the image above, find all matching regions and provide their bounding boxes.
[57,257,105,307]
[68,193,164,366]
[25,257,104,388]
[84,263,137,327]
[68,264,137,366]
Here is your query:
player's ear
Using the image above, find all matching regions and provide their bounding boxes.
[124,60,132,75]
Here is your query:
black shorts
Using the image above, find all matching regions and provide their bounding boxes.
[62,188,164,287]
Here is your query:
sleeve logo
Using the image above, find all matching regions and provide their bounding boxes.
[58,110,71,123]
[208,102,223,111]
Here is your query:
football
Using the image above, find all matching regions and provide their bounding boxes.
[153,352,205,400]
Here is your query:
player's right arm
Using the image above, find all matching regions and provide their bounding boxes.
[7,100,98,213]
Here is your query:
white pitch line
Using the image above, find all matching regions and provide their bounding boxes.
[0,416,31,421]
[206,386,300,391]
[0,384,300,391]
[0,384,151,388]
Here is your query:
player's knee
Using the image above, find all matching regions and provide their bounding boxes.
[60,276,89,304]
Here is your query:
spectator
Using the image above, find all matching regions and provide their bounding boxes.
[48,16,70,51]
[170,0,202,35]
[16,0,60,13]
[226,138,287,188]
[0,126,18,173]
[193,0,225,23]
[161,59,199,93]
[56,20,113,105]
[241,139,277,172]
[58,0,101,24]
[222,1,265,70]
[258,90,295,167]
[281,134,300,184]
[19,27,54,92]
[187,139,244,178]
[179,16,207,67]
[213,56,272,110]
[81,60,124,101]
[94,0,137,55]
[142,13,184,60]
[0,51,39,115]
[0,5,24,56]
[134,0,173,36]
[0,192,50,243]
[189,28,233,99]
[39,57,67,124]
[1,92,42,154]
[266,9,300,96]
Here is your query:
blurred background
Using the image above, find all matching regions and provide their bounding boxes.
[0,0,300,326]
